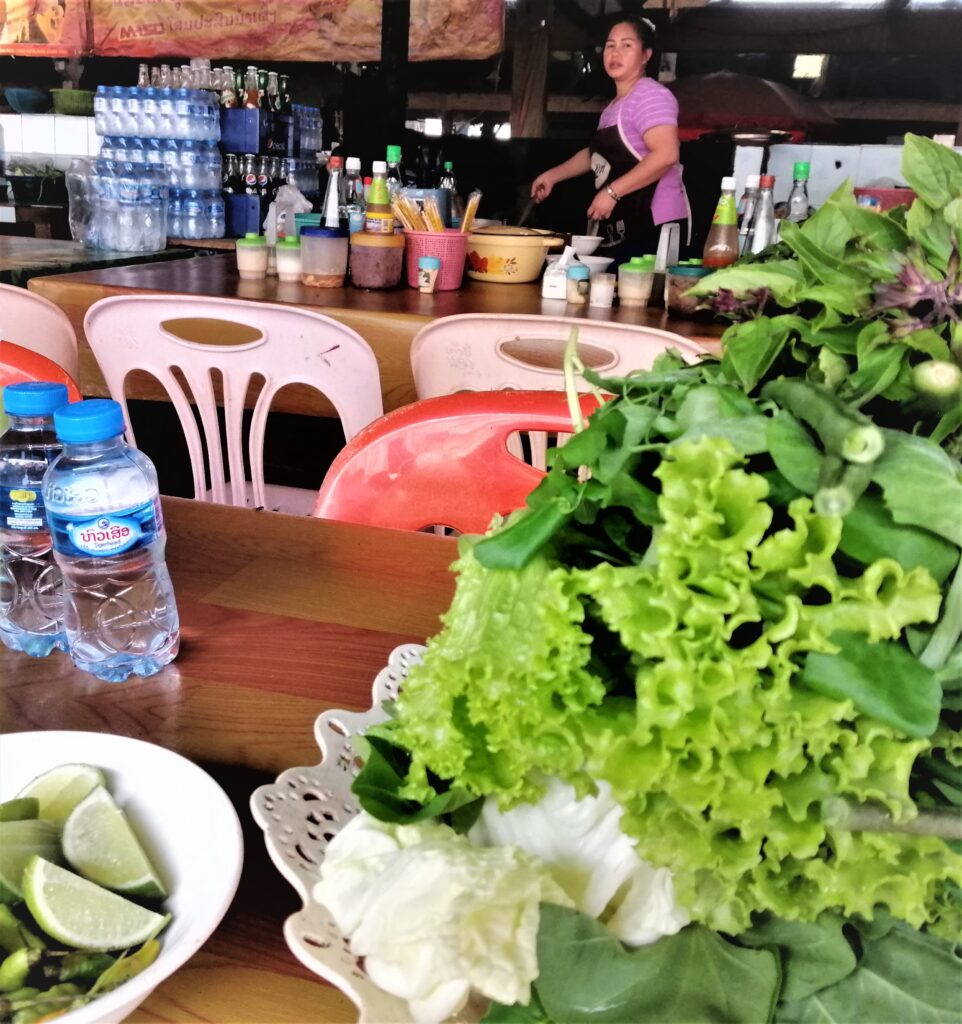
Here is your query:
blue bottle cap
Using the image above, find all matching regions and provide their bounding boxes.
[418,256,441,270]
[566,264,591,280]
[2,381,70,417]
[54,399,125,444]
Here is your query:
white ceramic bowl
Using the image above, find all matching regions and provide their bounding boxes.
[570,234,602,257]
[578,254,615,275]
[0,731,244,1024]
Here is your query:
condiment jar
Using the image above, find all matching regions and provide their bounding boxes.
[350,231,406,290]
[275,236,302,283]
[617,255,656,307]
[235,233,269,281]
[300,227,349,288]
[589,272,616,308]
[566,264,590,305]
[664,263,713,320]
[418,256,441,294]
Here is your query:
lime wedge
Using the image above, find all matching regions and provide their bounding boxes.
[22,857,170,951]
[16,764,107,824]
[62,786,167,899]
[0,798,39,822]
[0,820,62,903]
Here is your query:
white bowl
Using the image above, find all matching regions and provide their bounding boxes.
[571,234,602,257]
[0,731,244,1024]
[578,254,615,275]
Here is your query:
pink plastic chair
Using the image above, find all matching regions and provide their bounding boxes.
[84,295,384,514]
[314,390,600,535]
[410,313,707,398]
[0,284,80,381]
[1,340,82,401]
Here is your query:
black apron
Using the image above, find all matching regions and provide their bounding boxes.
[590,122,658,255]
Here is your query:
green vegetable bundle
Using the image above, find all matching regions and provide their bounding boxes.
[685,134,962,455]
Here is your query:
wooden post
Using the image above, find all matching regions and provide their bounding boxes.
[381,0,410,143]
[510,0,553,138]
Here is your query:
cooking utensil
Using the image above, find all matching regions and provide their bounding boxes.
[586,218,600,237]
[518,197,535,227]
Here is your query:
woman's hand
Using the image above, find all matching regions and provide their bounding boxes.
[587,188,617,222]
[531,171,555,203]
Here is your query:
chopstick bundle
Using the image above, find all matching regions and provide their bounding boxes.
[422,195,446,234]
[461,190,482,233]
[392,194,427,232]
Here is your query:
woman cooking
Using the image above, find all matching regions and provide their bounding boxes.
[530,17,688,259]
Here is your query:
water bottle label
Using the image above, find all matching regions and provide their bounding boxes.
[48,498,161,558]
[0,485,47,532]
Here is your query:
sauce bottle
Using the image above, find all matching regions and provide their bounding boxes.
[364,161,394,235]
[702,175,739,268]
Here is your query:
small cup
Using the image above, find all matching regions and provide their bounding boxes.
[589,272,616,308]
[418,255,441,294]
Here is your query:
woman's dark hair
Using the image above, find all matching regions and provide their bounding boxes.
[604,16,660,74]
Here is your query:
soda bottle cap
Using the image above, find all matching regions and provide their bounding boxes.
[54,399,124,444]
[2,381,70,417]
[443,161,454,170]
[386,145,402,163]
[363,176,373,184]
[760,175,775,188]
[721,176,736,191]
[793,161,811,179]
[371,160,387,174]
[327,155,344,169]
[345,157,361,171]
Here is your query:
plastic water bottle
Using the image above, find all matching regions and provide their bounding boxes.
[183,188,203,239]
[0,383,71,657]
[43,400,180,682]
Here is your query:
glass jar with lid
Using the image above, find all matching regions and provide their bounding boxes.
[565,263,590,305]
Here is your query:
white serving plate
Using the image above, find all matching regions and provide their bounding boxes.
[0,731,244,1024]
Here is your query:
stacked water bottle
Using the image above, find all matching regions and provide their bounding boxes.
[0,384,180,682]
[91,84,225,246]
[291,104,323,154]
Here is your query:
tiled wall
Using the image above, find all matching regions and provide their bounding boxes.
[0,114,102,163]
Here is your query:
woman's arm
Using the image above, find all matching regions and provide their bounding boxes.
[531,148,592,202]
[586,125,679,221]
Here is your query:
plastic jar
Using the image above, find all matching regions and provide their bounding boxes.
[589,272,616,308]
[300,227,349,288]
[617,255,656,307]
[665,263,714,319]
[275,236,302,283]
[235,233,268,281]
[566,264,590,305]
[350,231,405,290]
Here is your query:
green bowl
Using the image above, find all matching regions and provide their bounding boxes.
[50,89,95,117]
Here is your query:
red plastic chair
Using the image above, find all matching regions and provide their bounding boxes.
[313,390,600,535]
[0,340,82,401]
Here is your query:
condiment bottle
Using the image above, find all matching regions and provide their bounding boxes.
[322,155,344,229]
[566,264,590,305]
[786,162,811,224]
[702,176,740,268]
[737,174,760,255]
[749,175,777,255]
[364,161,394,235]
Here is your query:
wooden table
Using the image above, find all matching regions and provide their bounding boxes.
[29,253,726,416]
[0,236,199,288]
[0,497,459,1023]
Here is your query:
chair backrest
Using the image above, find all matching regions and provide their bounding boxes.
[410,313,707,399]
[314,389,599,534]
[0,340,82,401]
[0,284,80,381]
[84,294,384,509]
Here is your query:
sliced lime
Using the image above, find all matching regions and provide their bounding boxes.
[0,820,61,903]
[16,764,107,824]
[62,786,167,899]
[0,798,39,823]
[22,857,170,951]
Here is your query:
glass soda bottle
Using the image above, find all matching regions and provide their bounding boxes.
[702,175,740,268]
[385,145,404,200]
[786,161,812,224]
[749,175,777,254]
[43,400,180,682]
[439,160,464,228]
[0,382,71,657]
[343,156,365,233]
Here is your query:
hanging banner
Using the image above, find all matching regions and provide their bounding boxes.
[89,0,503,62]
[0,0,88,56]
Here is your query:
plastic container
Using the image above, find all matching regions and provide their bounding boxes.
[618,255,656,307]
[350,231,405,290]
[853,187,915,212]
[50,88,95,116]
[566,264,590,305]
[404,229,467,290]
[294,212,322,237]
[418,256,441,294]
[0,382,71,658]
[43,399,180,682]
[301,227,349,288]
[665,264,714,319]
[235,232,269,280]
[589,272,616,308]
[275,236,302,282]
